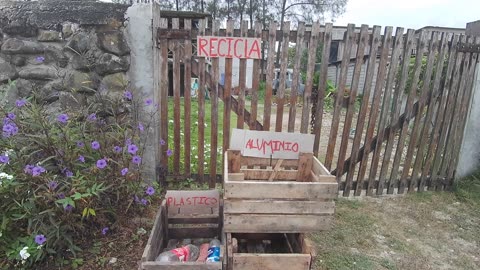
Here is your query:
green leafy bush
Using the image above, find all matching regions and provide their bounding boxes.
[0,87,165,268]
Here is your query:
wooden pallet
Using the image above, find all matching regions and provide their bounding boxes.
[226,233,316,270]
[140,199,225,270]
[224,149,337,233]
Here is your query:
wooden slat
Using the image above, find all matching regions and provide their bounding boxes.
[313,23,332,157]
[312,156,335,180]
[390,31,428,194]
[413,33,448,191]
[296,152,313,181]
[237,20,248,129]
[249,21,262,130]
[169,226,219,239]
[275,21,291,132]
[223,20,234,162]
[324,24,356,170]
[159,18,169,185]
[300,22,320,133]
[167,215,219,224]
[224,200,335,215]
[240,156,299,167]
[184,19,192,177]
[403,31,439,192]
[420,35,459,190]
[241,168,297,181]
[227,150,242,173]
[198,19,207,183]
[268,159,284,181]
[141,205,164,262]
[263,22,277,131]
[224,214,333,233]
[383,29,416,194]
[224,181,338,200]
[356,26,393,194]
[335,24,369,190]
[210,21,220,187]
[367,27,404,195]
[233,254,310,270]
[152,4,163,184]
[142,262,222,270]
[172,18,181,175]
[288,22,305,132]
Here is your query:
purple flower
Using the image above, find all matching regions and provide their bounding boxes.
[160,139,166,146]
[138,123,144,132]
[113,146,122,153]
[57,193,65,199]
[87,113,97,121]
[141,198,148,205]
[48,181,58,190]
[32,166,46,177]
[76,141,85,148]
[125,138,132,145]
[127,144,138,155]
[132,155,141,165]
[0,155,9,164]
[145,186,155,196]
[57,113,69,124]
[65,170,73,177]
[78,155,85,163]
[35,56,45,63]
[121,168,128,176]
[101,227,109,235]
[7,112,15,120]
[34,234,46,245]
[145,98,153,106]
[24,165,34,174]
[16,99,26,107]
[124,91,133,100]
[2,123,18,137]
[91,141,100,150]
[96,159,107,169]
[166,149,173,157]
[64,204,73,211]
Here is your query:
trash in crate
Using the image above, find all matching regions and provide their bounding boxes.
[155,244,200,262]
[206,238,221,262]
[155,238,221,263]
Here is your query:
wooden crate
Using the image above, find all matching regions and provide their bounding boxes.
[226,233,316,270]
[140,200,225,270]
[224,150,338,233]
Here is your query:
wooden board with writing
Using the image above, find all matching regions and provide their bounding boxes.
[165,190,220,216]
[230,128,315,159]
[197,36,262,59]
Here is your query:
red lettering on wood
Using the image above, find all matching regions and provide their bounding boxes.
[218,38,226,57]
[226,38,234,58]
[234,39,243,58]
[248,39,261,59]
[198,37,208,56]
[209,37,218,57]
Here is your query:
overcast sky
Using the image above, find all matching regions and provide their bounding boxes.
[332,0,480,30]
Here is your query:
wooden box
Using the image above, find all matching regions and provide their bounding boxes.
[140,193,225,270]
[223,150,338,233]
[226,233,316,270]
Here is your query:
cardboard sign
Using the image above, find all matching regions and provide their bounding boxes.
[230,128,315,159]
[165,190,220,216]
[197,36,261,59]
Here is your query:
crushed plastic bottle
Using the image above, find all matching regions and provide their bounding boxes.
[155,244,200,262]
[206,238,221,262]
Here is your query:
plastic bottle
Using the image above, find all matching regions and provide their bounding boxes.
[155,244,200,262]
[206,238,221,262]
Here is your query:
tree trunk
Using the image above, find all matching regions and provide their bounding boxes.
[249,0,253,28]
[176,0,179,11]
[201,0,204,13]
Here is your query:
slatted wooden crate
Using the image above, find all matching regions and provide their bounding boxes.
[140,191,225,270]
[226,233,316,270]
[223,149,338,233]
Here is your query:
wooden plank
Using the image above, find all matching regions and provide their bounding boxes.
[184,19,192,177]
[335,24,369,189]
[403,31,440,192]
[172,19,181,175]
[413,32,449,191]
[224,200,335,215]
[142,262,222,270]
[159,18,169,184]
[142,206,164,262]
[228,173,245,181]
[224,214,333,233]
[237,21,248,129]
[198,19,207,183]
[390,31,428,194]
[263,22,277,131]
[383,29,416,194]
[241,168,297,181]
[223,20,234,161]
[224,180,338,200]
[152,4,162,184]
[313,23,332,157]
[324,24,356,170]
[288,22,306,132]
[232,254,310,270]
[300,22,320,133]
[168,215,219,224]
[169,226,219,239]
[227,233,233,270]
[356,26,393,194]
[239,156,299,167]
[367,27,404,195]
[275,21,291,132]
[268,159,284,181]
[227,150,242,173]
[420,35,459,190]
[210,21,220,187]
[249,21,262,130]
[296,153,313,182]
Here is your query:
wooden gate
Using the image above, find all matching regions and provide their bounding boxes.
[153,6,479,195]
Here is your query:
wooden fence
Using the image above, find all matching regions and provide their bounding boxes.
[153,6,480,196]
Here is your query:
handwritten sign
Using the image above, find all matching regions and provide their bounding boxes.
[230,128,315,159]
[197,36,261,59]
[165,190,220,215]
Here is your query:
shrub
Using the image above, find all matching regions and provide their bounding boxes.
[0,87,166,268]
